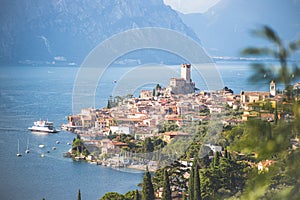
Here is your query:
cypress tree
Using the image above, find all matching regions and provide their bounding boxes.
[135,189,139,200]
[194,163,201,200]
[78,189,81,200]
[162,168,172,200]
[142,168,155,200]
[143,137,154,153]
[188,162,194,200]
[107,99,111,109]
[224,149,228,159]
[213,152,220,167]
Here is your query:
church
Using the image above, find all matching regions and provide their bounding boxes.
[240,80,276,104]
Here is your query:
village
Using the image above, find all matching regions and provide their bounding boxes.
[61,64,300,173]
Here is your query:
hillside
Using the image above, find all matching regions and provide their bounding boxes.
[0,0,199,65]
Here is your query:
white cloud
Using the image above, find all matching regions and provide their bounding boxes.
[163,0,221,14]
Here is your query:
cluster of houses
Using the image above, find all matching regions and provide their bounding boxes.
[62,64,300,171]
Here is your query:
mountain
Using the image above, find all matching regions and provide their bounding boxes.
[0,0,199,65]
[179,0,300,59]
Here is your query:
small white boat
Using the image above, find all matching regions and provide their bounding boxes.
[52,147,56,150]
[25,138,30,154]
[60,124,68,130]
[39,144,45,148]
[56,141,60,144]
[16,139,22,157]
[41,154,45,158]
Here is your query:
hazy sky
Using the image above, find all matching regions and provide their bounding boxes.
[163,0,221,14]
[172,0,300,58]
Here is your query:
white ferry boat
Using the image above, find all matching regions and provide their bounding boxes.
[28,120,60,133]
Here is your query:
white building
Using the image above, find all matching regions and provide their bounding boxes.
[204,144,222,153]
[109,126,132,135]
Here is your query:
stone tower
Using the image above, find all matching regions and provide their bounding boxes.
[181,63,191,83]
[270,80,276,97]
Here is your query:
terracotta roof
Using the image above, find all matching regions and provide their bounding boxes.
[115,118,144,122]
[112,141,128,146]
[242,91,269,96]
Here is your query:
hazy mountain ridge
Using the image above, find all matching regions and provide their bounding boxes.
[0,0,199,65]
[180,0,300,58]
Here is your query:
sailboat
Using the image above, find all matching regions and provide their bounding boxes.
[25,138,30,154]
[16,139,22,157]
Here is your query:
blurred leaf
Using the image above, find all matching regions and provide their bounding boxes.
[242,47,275,56]
[289,41,298,52]
[248,63,275,83]
[292,64,300,79]
[252,25,282,46]
[241,25,300,89]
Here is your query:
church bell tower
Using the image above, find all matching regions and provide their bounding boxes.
[270,80,276,97]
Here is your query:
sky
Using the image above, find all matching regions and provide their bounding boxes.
[163,0,221,14]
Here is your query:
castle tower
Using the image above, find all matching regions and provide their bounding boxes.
[270,80,276,97]
[181,64,191,83]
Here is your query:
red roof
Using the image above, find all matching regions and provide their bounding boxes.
[112,141,128,146]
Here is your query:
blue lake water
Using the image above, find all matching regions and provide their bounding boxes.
[0,65,143,200]
[0,62,285,199]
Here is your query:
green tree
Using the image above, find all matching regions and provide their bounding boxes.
[155,84,162,90]
[199,151,248,199]
[162,169,171,200]
[124,190,140,200]
[100,192,124,200]
[143,137,154,153]
[212,151,220,167]
[134,190,140,200]
[78,189,81,200]
[242,25,300,99]
[142,168,154,200]
[152,161,189,193]
[230,119,291,160]
[188,161,194,200]
[72,136,89,156]
[193,162,201,200]
[153,137,166,150]
[107,99,111,109]
[158,121,179,133]
[107,96,113,109]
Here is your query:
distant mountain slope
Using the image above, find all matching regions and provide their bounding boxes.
[0,0,199,65]
[180,0,300,59]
